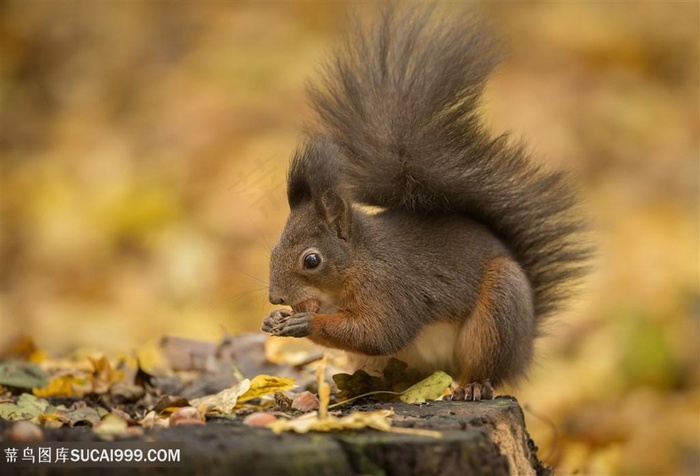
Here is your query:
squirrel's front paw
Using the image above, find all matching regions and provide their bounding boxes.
[262,310,313,338]
[262,309,293,333]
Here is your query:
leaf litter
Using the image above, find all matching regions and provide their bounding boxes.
[265,356,445,438]
[0,333,451,438]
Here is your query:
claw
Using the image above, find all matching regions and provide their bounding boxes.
[448,380,494,401]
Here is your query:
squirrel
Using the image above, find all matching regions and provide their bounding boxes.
[261,6,590,400]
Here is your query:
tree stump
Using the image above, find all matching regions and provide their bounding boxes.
[4,397,550,476]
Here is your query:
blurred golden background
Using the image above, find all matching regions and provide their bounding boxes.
[1,2,698,474]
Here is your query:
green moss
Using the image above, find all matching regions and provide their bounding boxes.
[336,436,386,476]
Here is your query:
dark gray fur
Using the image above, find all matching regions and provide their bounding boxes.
[269,6,591,385]
[300,6,591,320]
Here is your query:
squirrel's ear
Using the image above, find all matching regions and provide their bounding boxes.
[319,190,352,241]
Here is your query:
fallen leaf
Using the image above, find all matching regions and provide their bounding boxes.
[89,356,126,394]
[0,393,51,422]
[332,370,384,400]
[58,402,108,427]
[190,379,251,414]
[36,413,65,428]
[267,408,442,438]
[382,358,422,388]
[333,358,422,400]
[267,409,394,434]
[237,375,294,403]
[266,354,437,437]
[0,363,49,389]
[33,373,91,398]
[399,371,453,404]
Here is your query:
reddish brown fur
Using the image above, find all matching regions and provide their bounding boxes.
[455,256,535,386]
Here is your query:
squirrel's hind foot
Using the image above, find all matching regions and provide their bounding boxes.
[447,380,494,401]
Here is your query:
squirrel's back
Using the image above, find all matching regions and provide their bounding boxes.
[304,6,591,320]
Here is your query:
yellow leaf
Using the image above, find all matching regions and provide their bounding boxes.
[89,356,126,394]
[267,408,442,438]
[237,375,295,403]
[399,371,453,404]
[33,374,91,398]
[190,379,251,414]
[268,409,394,434]
[28,350,49,364]
[37,413,64,428]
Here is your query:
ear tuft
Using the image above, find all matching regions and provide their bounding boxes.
[320,189,352,241]
[287,139,343,209]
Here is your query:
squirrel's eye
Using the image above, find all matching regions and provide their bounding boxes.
[303,252,321,270]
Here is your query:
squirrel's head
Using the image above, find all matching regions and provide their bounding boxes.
[268,139,355,313]
[268,191,354,313]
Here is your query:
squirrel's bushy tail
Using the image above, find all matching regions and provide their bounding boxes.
[307,6,591,319]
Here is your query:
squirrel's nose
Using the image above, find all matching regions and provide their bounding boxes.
[269,295,285,305]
